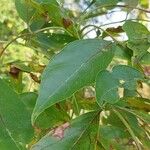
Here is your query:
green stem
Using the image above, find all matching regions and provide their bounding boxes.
[0,34,28,58]
[72,94,80,116]
[81,18,150,34]
[81,24,124,48]
[82,0,96,15]
[94,112,101,150]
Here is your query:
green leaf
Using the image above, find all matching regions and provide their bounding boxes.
[42,3,78,37]
[118,109,150,148]
[43,3,64,27]
[96,70,120,106]
[32,39,114,123]
[99,125,128,150]
[112,65,143,90]
[127,41,150,56]
[20,92,70,129]
[30,33,76,51]
[135,111,150,126]
[126,97,150,112]
[140,51,150,65]
[15,0,35,23]
[15,0,58,30]
[35,106,70,129]
[20,92,38,113]
[31,111,100,150]
[0,79,34,149]
[123,21,150,42]
[11,61,33,73]
[113,109,144,149]
[123,21,150,56]
[0,122,19,150]
[28,0,59,31]
[29,12,46,31]
[102,110,127,129]
[96,65,144,106]
[113,64,143,81]
[114,45,132,60]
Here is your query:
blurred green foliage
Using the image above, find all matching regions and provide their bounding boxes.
[0,0,150,149]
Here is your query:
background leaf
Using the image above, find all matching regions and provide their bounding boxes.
[96,65,144,106]
[96,70,119,106]
[0,79,34,149]
[20,92,70,129]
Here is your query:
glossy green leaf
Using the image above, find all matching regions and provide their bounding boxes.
[31,111,100,150]
[32,39,114,123]
[113,99,150,124]
[96,65,144,106]
[0,79,34,149]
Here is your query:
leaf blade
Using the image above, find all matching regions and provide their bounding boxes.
[0,79,34,149]
[32,39,114,123]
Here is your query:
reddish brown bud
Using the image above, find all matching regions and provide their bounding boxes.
[9,65,20,79]
[62,18,73,29]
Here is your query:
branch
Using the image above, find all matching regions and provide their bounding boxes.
[0,27,70,58]
[81,18,150,36]
[82,4,150,20]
